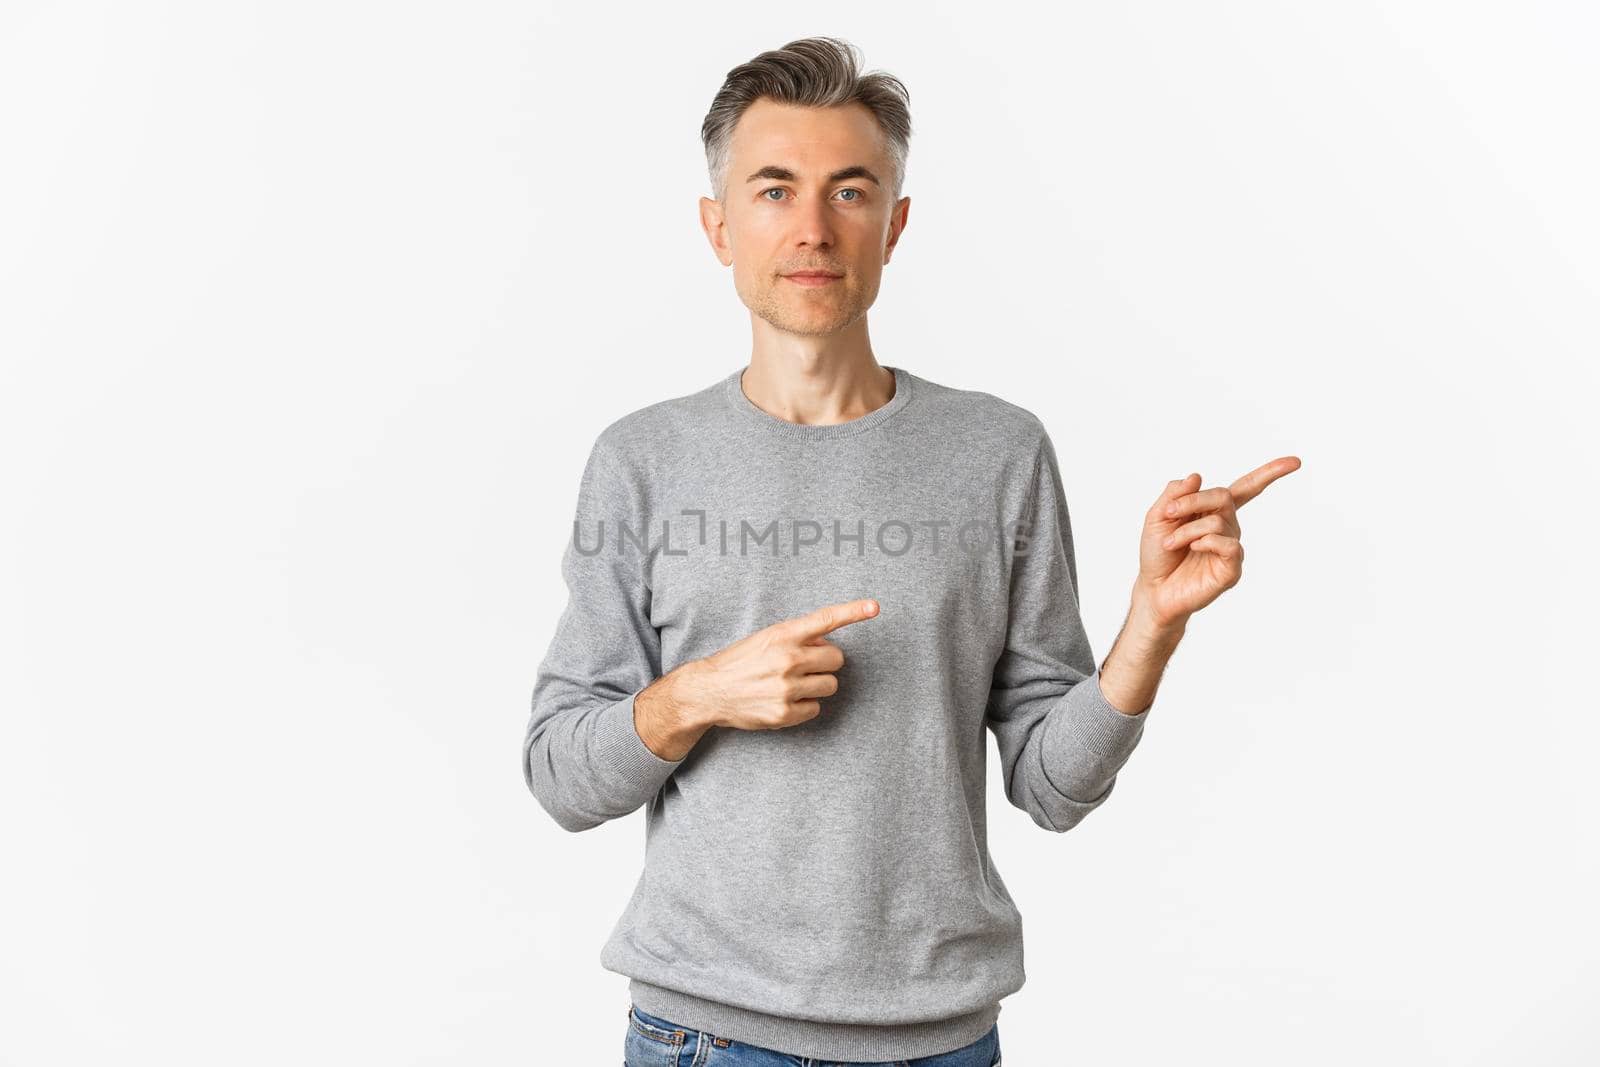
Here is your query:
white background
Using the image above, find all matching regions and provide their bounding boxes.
[3,2,1596,1064]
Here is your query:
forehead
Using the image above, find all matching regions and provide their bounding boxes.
[728,98,889,171]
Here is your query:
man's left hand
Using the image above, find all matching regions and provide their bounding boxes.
[1136,456,1302,630]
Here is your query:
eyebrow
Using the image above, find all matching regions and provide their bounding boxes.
[746,164,881,186]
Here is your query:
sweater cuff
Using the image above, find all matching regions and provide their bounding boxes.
[1093,665,1151,720]
[1047,666,1148,762]
[593,689,688,796]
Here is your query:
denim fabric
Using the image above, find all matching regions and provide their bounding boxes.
[623,1005,1001,1067]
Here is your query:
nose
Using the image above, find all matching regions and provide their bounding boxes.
[791,195,837,251]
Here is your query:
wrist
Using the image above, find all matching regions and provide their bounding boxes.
[635,662,713,761]
[1129,581,1189,648]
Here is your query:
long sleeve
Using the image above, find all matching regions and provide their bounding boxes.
[985,428,1150,833]
[523,437,685,833]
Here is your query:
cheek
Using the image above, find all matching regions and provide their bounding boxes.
[730,259,772,291]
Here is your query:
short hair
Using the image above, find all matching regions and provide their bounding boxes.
[700,36,912,203]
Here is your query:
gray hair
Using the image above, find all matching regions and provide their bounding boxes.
[700,36,912,204]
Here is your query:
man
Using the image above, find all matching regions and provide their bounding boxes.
[524,36,1299,1066]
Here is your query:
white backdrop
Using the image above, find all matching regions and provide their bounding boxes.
[3,2,1596,1064]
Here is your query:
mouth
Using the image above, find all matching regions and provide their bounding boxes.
[783,272,843,287]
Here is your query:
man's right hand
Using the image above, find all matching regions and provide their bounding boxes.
[633,598,881,761]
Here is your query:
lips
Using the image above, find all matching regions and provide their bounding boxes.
[783,272,842,288]
[785,272,842,279]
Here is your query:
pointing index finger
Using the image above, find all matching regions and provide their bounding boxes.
[1229,455,1302,510]
[786,598,881,640]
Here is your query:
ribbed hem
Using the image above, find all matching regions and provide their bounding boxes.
[1038,666,1148,802]
[628,978,1000,1062]
[723,363,914,440]
[594,690,685,801]
[1082,665,1150,730]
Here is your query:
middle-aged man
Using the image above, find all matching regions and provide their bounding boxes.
[524,36,1300,1067]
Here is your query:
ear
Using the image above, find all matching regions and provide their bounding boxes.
[699,196,733,267]
[884,195,911,264]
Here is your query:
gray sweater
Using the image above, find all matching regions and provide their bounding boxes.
[523,364,1151,1061]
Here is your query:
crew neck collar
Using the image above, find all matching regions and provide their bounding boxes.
[722,364,914,440]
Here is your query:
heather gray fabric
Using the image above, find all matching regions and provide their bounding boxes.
[524,364,1151,1062]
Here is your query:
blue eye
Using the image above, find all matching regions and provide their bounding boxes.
[759,188,866,202]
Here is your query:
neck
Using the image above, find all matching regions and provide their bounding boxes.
[739,351,895,427]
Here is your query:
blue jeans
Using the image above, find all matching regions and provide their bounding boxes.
[624,1004,1002,1067]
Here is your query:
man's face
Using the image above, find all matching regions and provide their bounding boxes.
[700,98,909,338]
